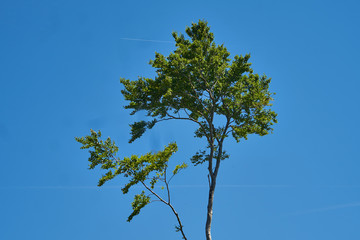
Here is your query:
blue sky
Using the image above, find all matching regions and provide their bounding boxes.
[1,0,359,239]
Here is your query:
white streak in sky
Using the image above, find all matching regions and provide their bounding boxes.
[119,38,173,43]
[290,202,360,215]
[2,185,360,190]
[0,184,292,190]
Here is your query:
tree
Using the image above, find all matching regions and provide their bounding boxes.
[76,20,277,240]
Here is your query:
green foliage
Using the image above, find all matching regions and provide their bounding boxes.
[128,191,151,222]
[190,150,207,166]
[173,162,188,175]
[121,20,277,165]
[75,129,119,171]
[75,130,180,222]
[128,119,157,143]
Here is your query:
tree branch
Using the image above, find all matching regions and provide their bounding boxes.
[213,116,231,178]
[164,166,171,203]
[141,177,187,240]
[165,112,211,143]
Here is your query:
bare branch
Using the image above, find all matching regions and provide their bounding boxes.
[213,116,231,178]
[165,112,211,143]
[164,166,171,203]
[168,173,176,184]
[149,199,162,204]
[141,181,168,205]
[141,177,187,240]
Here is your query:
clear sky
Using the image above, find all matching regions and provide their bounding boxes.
[1,0,360,239]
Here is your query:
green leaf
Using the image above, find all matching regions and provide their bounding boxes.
[127,191,151,222]
[173,162,188,175]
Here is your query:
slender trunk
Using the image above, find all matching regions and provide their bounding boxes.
[205,177,216,240]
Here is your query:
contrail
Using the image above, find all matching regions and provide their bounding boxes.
[0,184,292,190]
[0,186,104,190]
[2,184,360,190]
[119,38,173,43]
[290,202,360,215]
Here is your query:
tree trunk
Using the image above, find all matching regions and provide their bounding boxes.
[205,178,216,240]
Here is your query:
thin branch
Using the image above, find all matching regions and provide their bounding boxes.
[213,116,231,178]
[225,128,233,136]
[165,112,211,143]
[140,180,187,240]
[149,199,163,204]
[220,94,231,117]
[199,70,210,88]
[168,173,176,184]
[183,108,191,118]
[164,166,171,203]
[210,77,219,92]
[166,113,195,122]
[141,181,168,205]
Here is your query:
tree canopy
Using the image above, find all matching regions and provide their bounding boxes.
[121,20,276,147]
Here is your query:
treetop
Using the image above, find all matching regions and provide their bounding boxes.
[120,20,277,146]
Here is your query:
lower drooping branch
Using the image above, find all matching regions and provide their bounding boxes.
[141,181,187,240]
